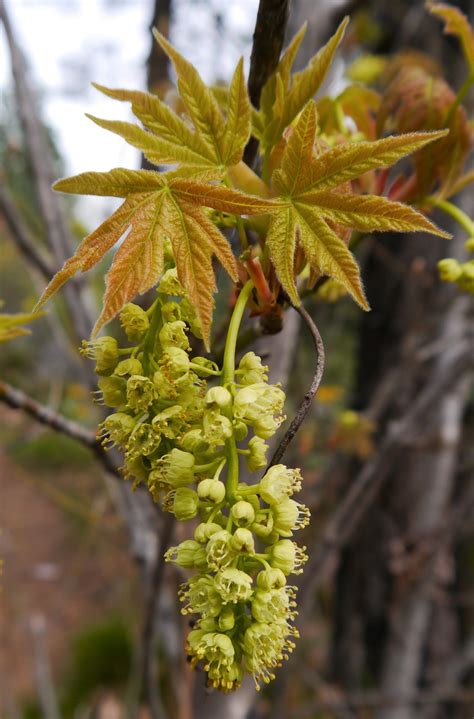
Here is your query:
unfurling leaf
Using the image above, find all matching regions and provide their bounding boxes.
[0,305,44,343]
[428,2,474,74]
[266,101,450,306]
[257,18,349,153]
[38,169,279,347]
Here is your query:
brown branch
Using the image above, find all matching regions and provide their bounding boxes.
[0,379,121,479]
[243,0,290,166]
[269,301,325,467]
[0,188,55,279]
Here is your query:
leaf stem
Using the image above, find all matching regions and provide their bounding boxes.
[426,197,474,237]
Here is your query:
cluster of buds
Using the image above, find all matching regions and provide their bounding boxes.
[438,242,474,295]
[83,272,309,691]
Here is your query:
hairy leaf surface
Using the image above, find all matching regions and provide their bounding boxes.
[267,102,450,305]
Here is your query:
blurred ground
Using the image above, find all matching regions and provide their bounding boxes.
[0,406,137,708]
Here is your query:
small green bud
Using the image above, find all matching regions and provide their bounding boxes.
[259,465,302,505]
[246,436,268,471]
[438,258,461,282]
[194,522,222,544]
[230,500,256,527]
[197,478,226,503]
[464,237,474,252]
[237,351,269,385]
[81,337,119,375]
[120,303,149,342]
[165,487,199,520]
[180,429,210,454]
[159,320,190,351]
[126,375,155,411]
[157,268,186,297]
[256,568,287,590]
[233,420,248,441]
[215,567,253,603]
[230,527,255,554]
[251,510,274,538]
[206,386,232,408]
[218,606,235,631]
[161,301,182,323]
[165,539,202,568]
[269,540,308,575]
[97,376,127,408]
[113,358,143,377]
[458,261,474,293]
[253,415,280,440]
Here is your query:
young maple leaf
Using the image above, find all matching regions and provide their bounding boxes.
[88,32,251,173]
[266,101,450,306]
[428,2,474,75]
[36,169,281,348]
[255,18,349,154]
[0,304,44,343]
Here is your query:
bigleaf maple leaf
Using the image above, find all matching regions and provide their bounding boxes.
[266,101,450,306]
[36,170,281,347]
[87,31,251,173]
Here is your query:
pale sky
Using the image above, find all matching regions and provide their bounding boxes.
[0,0,258,226]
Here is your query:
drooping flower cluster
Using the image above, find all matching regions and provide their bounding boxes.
[438,252,474,295]
[84,272,309,691]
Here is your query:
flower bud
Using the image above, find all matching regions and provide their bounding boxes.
[157,268,186,297]
[251,510,274,538]
[237,351,269,385]
[246,436,268,471]
[194,522,222,544]
[161,301,182,323]
[180,429,210,454]
[126,375,155,411]
[120,303,149,342]
[253,415,280,440]
[81,337,119,375]
[205,386,232,409]
[230,500,255,527]
[198,478,226,503]
[438,258,462,282]
[218,606,235,631]
[165,539,202,568]
[165,487,199,520]
[233,420,248,441]
[269,540,308,575]
[256,568,287,590]
[464,237,474,252]
[113,358,143,377]
[159,320,190,351]
[215,568,253,603]
[259,465,302,505]
[230,528,255,554]
[97,376,127,408]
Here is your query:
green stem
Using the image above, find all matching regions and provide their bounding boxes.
[142,300,162,375]
[445,72,474,126]
[222,280,254,501]
[426,197,474,237]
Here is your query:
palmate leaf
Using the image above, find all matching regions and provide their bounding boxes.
[91,34,251,172]
[37,169,281,347]
[256,18,349,153]
[266,102,450,306]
